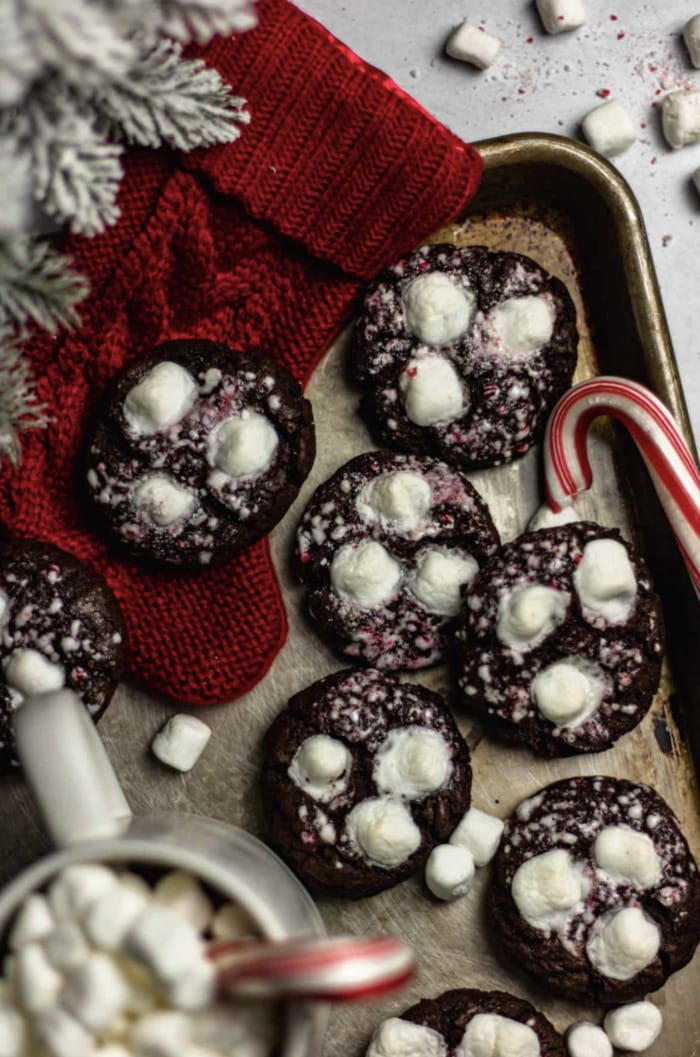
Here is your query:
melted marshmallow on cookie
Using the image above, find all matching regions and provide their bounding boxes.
[330,541,402,609]
[373,727,452,800]
[411,549,478,616]
[511,849,589,933]
[574,539,637,624]
[288,735,352,801]
[459,1013,541,1057]
[123,362,197,436]
[207,411,279,480]
[367,1017,447,1057]
[403,273,475,346]
[491,295,553,357]
[400,354,469,427]
[592,826,662,889]
[346,798,421,868]
[132,475,197,527]
[497,584,570,651]
[360,472,432,531]
[586,906,661,980]
[531,658,605,727]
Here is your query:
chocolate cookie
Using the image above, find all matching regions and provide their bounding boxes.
[295,451,499,670]
[261,668,472,898]
[85,339,315,568]
[456,523,664,756]
[352,244,578,470]
[490,776,700,1004]
[0,540,127,770]
[367,988,565,1056]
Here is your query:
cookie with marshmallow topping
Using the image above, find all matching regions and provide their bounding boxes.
[367,988,564,1057]
[456,523,664,755]
[261,668,472,898]
[295,450,499,670]
[85,339,315,568]
[352,243,577,470]
[0,539,126,771]
[489,776,700,1003]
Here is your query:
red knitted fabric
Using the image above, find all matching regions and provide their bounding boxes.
[0,0,483,706]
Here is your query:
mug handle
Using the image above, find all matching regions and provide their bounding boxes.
[14,690,132,848]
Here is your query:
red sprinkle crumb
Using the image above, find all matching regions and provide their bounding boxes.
[617,32,625,40]
[649,65,658,72]
[518,87,526,95]
[641,122,647,129]
[610,13,618,19]
[651,156,657,164]
[597,89,611,98]
[478,25,485,31]
[662,234,673,247]
[526,36,534,43]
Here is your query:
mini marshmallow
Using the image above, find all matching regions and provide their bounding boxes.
[574,538,637,623]
[288,735,351,801]
[208,412,279,480]
[43,921,90,971]
[662,90,700,149]
[96,1048,132,1057]
[425,844,475,901]
[8,894,54,950]
[132,475,196,527]
[492,296,553,356]
[586,906,660,980]
[346,798,421,868]
[581,99,636,157]
[497,584,569,651]
[154,873,213,934]
[126,904,204,983]
[5,648,64,699]
[367,1016,447,1057]
[400,354,468,427]
[83,881,149,951]
[130,1011,192,1057]
[124,362,197,436]
[566,1022,612,1057]
[603,1001,662,1052]
[527,502,581,532]
[210,903,259,941]
[511,849,588,931]
[13,943,62,1011]
[167,958,216,1012]
[459,1013,540,1057]
[0,1006,26,1057]
[411,549,478,616]
[684,15,700,68]
[48,865,118,920]
[445,22,502,70]
[119,873,152,901]
[593,825,662,888]
[374,727,452,800]
[62,952,129,1034]
[331,540,402,609]
[33,1006,96,1057]
[404,273,475,345]
[364,472,432,529]
[151,714,211,773]
[119,960,161,1017]
[536,0,586,33]
[532,659,604,727]
[449,806,504,867]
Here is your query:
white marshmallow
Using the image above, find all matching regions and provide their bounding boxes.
[527,502,581,532]
[120,960,161,1017]
[13,943,63,1011]
[684,15,700,67]
[48,865,118,920]
[662,90,700,149]
[603,1001,662,1052]
[288,734,351,800]
[119,873,152,901]
[586,906,660,980]
[83,881,149,951]
[363,472,432,530]
[445,22,502,70]
[8,894,54,950]
[411,549,478,616]
[5,648,64,699]
[400,354,469,427]
[126,904,204,983]
[132,475,196,527]
[459,1013,541,1057]
[574,538,637,623]
[62,952,129,1034]
[492,296,553,356]
[131,1011,192,1057]
[582,100,636,157]
[367,1016,447,1057]
[211,902,259,941]
[593,825,662,888]
[497,584,569,651]
[0,1006,26,1057]
[124,362,197,436]
[565,1022,612,1057]
[96,1048,131,1057]
[532,659,604,727]
[511,849,588,931]
[425,844,475,901]
[536,0,586,33]
[374,727,452,800]
[34,1006,96,1057]
[43,921,90,971]
[404,273,475,345]
[449,807,504,867]
[346,798,421,867]
[151,714,211,773]
[167,958,216,1012]
[207,412,278,480]
[154,872,213,933]
[330,540,402,609]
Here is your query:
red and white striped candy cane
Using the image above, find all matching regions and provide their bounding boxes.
[210,933,416,1003]
[544,376,700,596]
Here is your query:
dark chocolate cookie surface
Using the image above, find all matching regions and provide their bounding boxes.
[456,523,664,756]
[0,540,127,770]
[295,451,500,670]
[85,339,315,568]
[261,668,472,898]
[352,244,578,470]
[490,776,700,1004]
[366,988,564,1056]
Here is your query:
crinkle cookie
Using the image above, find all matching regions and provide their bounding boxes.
[0,539,127,770]
[489,777,700,1003]
[456,523,664,756]
[366,988,565,1057]
[261,668,472,898]
[295,451,499,670]
[352,244,578,470]
[85,339,315,568]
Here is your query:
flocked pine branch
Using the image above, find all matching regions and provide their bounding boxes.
[147,0,257,43]
[0,0,45,106]
[0,238,89,334]
[0,323,49,468]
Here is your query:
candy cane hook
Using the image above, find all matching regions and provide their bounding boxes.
[544,376,700,597]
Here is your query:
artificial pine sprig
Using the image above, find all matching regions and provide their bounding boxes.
[0,239,89,334]
[0,323,48,468]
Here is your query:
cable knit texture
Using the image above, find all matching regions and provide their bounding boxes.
[0,0,483,705]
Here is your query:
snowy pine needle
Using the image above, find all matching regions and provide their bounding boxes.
[0,239,89,334]
[149,0,258,43]
[0,324,48,468]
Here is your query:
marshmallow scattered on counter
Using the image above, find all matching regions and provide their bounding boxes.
[566,1021,612,1057]
[449,806,504,866]
[582,99,636,157]
[603,1001,663,1052]
[536,0,586,33]
[662,90,700,149]
[445,22,502,70]
[154,873,213,934]
[151,715,211,773]
[8,894,54,950]
[683,15,700,68]
[425,844,475,901]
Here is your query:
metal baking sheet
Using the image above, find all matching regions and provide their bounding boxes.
[1,133,699,1056]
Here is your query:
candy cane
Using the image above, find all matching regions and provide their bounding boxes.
[544,376,700,596]
[210,933,416,1003]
